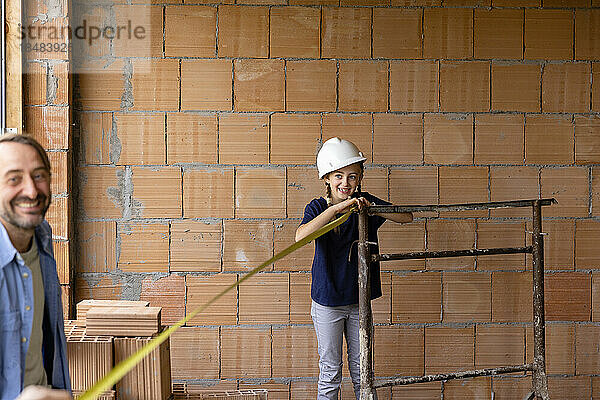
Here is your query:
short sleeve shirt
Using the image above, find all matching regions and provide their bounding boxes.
[300,192,390,307]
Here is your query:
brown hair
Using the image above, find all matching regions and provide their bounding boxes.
[0,134,52,174]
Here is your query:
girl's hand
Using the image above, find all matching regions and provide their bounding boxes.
[334,197,370,214]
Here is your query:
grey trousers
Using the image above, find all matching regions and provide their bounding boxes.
[311,301,377,400]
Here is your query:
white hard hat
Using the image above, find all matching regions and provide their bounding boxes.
[316,137,366,179]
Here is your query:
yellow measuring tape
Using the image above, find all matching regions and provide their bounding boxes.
[79,209,355,400]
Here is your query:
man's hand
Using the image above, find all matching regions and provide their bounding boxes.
[16,386,71,400]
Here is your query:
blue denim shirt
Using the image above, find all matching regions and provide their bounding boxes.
[0,221,71,399]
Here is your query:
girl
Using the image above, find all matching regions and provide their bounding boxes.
[296,137,412,400]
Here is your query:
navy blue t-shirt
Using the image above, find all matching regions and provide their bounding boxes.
[301,192,390,307]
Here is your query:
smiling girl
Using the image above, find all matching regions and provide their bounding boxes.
[295,137,412,400]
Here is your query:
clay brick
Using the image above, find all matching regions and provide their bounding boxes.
[131,59,179,111]
[443,272,491,322]
[545,0,589,5]
[77,221,116,273]
[53,241,69,285]
[322,114,373,163]
[576,220,600,269]
[576,10,600,61]
[48,151,68,194]
[185,382,238,394]
[373,8,422,59]
[424,114,473,165]
[525,324,575,374]
[425,327,474,374]
[289,273,311,323]
[594,273,600,321]
[475,9,523,60]
[112,5,162,57]
[218,5,268,58]
[339,61,388,112]
[77,60,124,111]
[223,220,273,271]
[490,166,539,218]
[118,222,169,272]
[286,60,336,112]
[221,327,271,378]
[495,0,538,4]
[391,382,441,399]
[525,9,573,60]
[594,166,600,216]
[239,273,288,324]
[165,6,216,57]
[131,167,182,218]
[115,113,165,165]
[575,115,600,164]
[545,272,591,321]
[321,8,371,59]
[477,221,526,271]
[373,114,422,165]
[390,60,438,112]
[444,377,491,399]
[379,221,426,270]
[548,376,591,400]
[392,272,441,323]
[140,275,184,325]
[491,377,532,400]
[183,168,234,218]
[270,7,319,58]
[423,8,473,59]
[234,59,284,112]
[51,62,69,105]
[235,168,286,218]
[24,106,69,150]
[439,166,489,218]
[22,17,70,61]
[170,327,219,379]
[238,382,289,399]
[287,167,322,219]
[70,7,109,58]
[525,220,574,271]
[542,62,590,113]
[218,114,269,164]
[273,221,314,272]
[373,272,391,324]
[171,220,222,272]
[541,167,589,217]
[167,113,218,164]
[491,63,540,112]
[46,196,68,239]
[427,220,476,270]
[290,382,317,399]
[181,60,232,111]
[186,274,237,325]
[78,113,113,165]
[360,168,388,201]
[389,167,438,218]
[475,114,524,165]
[492,271,532,322]
[475,326,524,369]
[75,276,122,303]
[271,114,320,164]
[272,326,318,377]
[24,62,46,105]
[79,166,124,218]
[525,114,574,165]
[374,326,424,376]
[440,61,490,112]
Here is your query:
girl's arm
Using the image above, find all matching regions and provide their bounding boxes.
[295,197,369,242]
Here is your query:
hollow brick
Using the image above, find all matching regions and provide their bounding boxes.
[140,274,185,325]
[373,114,423,164]
[223,220,273,272]
[475,114,524,165]
[218,113,269,164]
[541,166,589,218]
[492,271,532,322]
[475,326,524,370]
[339,61,388,112]
[545,272,591,321]
[76,60,124,111]
[286,60,336,112]
[286,166,322,219]
[77,221,116,273]
[392,272,441,323]
[389,167,438,218]
[170,327,219,380]
[181,60,232,111]
[183,168,234,218]
[542,62,590,113]
[166,113,218,164]
[79,112,112,165]
[374,326,424,377]
[575,115,600,164]
[235,167,286,218]
[218,5,269,58]
[113,5,163,58]
[24,106,70,150]
[322,114,373,163]
[576,220,600,270]
[130,59,179,112]
[491,63,540,112]
[373,8,422,59]
[424,114,473,165]
[321,8,371,59]
[390,60,438,112]
[475,9,523,60]
[234,59,284,112]
[443,272,491,322]
[239,273,289,324]
[170,220,222,272]
[79,166,125,218]
[440,61,490,113]
[24,62,46,105]
[525,9,573,60]
[525,114,574,165]
[444,377,491,399]
[165,6,216,57]
[118,222,169,272]
[274,222,313,272]
[221,327,271,379]
[427,220,476,270]
[379,221,426,271]
[489,166,539,218]
[115,113,165,165]
[423,8,472,59]
[548,376,591,400]
[131,166,182,218]
[272,326,318,377]
[186,274,237,325]
[270,7,320,58]
[425,326,474,374]
[477,221,526,271]
[289,273,311,323]
[271,114,320,164]
[439,166,489,218]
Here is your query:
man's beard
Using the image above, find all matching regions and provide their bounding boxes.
[0,194,51,231]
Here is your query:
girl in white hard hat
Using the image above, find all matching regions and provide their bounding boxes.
[295,137,412,400]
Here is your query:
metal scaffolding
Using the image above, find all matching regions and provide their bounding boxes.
[357,198,556,400]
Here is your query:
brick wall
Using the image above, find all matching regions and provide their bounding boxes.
[22,0,72,317]
[72,1,600,398]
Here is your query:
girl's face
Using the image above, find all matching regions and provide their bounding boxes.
[325,163,363,204]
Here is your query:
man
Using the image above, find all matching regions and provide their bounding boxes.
[0,134,70,399]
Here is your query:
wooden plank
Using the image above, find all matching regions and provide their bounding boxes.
[5,0,22,133]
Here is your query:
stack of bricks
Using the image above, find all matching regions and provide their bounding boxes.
[173,389,268,400]
[66,300,171,400]
[68,0,600,398]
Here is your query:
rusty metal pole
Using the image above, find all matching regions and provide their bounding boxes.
[358,208,375,400]
[532,200,550,400]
